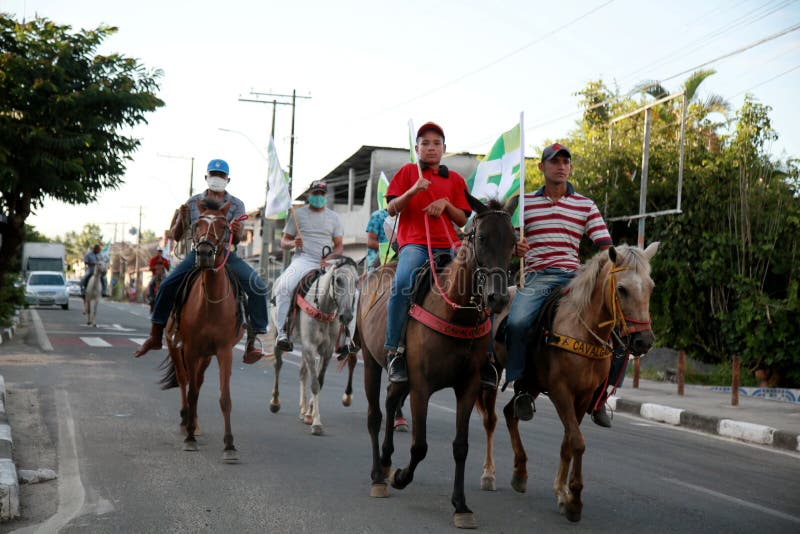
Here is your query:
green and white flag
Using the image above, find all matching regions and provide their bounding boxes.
[467,121,523,225]
[265,136,291,219]
[377,171,390,211]
[407,119,418,164]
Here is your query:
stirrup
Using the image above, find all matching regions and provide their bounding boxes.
[387,352,408,384]
[513,392,535,421]
[480,361,500,390]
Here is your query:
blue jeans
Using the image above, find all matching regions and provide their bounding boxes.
[152,251,268,333]
[384,244,451,351]
[505,268,576,383]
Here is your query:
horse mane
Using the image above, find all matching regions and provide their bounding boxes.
[562,245,652,318]
[200,196,224,211]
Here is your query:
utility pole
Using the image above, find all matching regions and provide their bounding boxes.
[135,206,143,302]
[238,89,311,273]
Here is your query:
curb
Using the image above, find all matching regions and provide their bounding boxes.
[29,309,53,352]
[608,396,800,453]
[0,375,19,520]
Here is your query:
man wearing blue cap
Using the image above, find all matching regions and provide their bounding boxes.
[134,159,270,363]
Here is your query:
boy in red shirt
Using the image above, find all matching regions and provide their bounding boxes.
[384,122,472,383]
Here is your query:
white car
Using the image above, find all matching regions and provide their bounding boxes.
[25,271,69,310]
[66,279,82,297]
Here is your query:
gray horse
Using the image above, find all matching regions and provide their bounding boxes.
[269,256,359,436]
[84,261,106,327]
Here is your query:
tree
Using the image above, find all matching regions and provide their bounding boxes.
[62,223,104,273]
[0,15,164,283]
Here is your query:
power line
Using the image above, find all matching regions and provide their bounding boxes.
[382,0,616,111]
[728,62,800,98]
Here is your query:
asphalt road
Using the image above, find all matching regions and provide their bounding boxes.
[1,298,799,533]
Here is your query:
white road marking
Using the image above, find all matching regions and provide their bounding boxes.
[80,337,112,348]
[429,401,457,414]
[15,390,87,533]
[128,338,148,345]
[662,477,800,524]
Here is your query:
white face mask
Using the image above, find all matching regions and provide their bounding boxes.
[206,176,228,192]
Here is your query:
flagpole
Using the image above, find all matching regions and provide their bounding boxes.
[290,206,303,251]
[518,111,526,288]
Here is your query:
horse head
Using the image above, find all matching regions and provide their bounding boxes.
[465,193,519,314]
[326,256,359,326]
[605,242,659,355]
[192,198,231,269]
[95,261,107,275]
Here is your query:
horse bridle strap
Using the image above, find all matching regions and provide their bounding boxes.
[547,332,612,359]
[296,293,337,323]
[408,304,492,339]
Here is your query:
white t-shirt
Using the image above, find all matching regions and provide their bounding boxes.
[284,205,344,261]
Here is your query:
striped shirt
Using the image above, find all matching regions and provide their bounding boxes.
[521,183,612,273]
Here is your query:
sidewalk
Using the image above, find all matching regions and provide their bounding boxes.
[608,378,800,453]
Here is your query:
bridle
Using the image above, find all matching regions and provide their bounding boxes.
[424,209,513,313]
[580,264,653,354]
[192,213,248,272]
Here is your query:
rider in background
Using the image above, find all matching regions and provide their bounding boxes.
[80,243,108,298]
[147,246,170,305]
[384,121,491,385]
[273,180,344,351]
[504,143,613,425]
[134,159,270,364]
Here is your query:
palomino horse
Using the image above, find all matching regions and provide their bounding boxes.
[269,256,359,436]
[475,242,659,522]
[84,261,106,327]
[357,195,518,529]
[161,199,245,461]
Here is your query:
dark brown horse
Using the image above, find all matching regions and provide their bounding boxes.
[475,242,659,522]
[357,195,518,529]
[161,199,245,462]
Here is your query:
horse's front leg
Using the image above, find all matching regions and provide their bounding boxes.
[342,352,357,407]
[305,347,326,435]
[450,382,480,529]
[550,388,584,522]
[183,349,204,451]
[270,349,283,413]
[390,383,426,491]
[503,397,529,493]
[364,351,388,497]
[218,347,238,463]
[477,388,499,491]
[298,357,310,423]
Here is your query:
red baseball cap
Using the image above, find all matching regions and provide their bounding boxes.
[416,121,445,141]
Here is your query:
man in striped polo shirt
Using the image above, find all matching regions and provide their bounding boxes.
[506,143,614,425]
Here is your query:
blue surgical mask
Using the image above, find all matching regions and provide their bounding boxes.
[308,194,327,208]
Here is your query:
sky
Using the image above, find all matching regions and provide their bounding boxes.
[5,0,800,242]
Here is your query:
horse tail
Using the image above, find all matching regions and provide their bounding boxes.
[158,355,178,390]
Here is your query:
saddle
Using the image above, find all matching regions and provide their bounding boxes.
[170,266,245,334]
[495,287,565,349]
[284,268,325,337]
[410,252,453,306]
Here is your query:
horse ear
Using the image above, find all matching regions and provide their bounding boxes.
[465,189,487,215]
[644,241,660,260]
[608,246,618,264]
[221,200,231,214]
[503,195,519,216]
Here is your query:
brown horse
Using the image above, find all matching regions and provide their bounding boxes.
[357,195,518,529]
[475,242,659,522]
[161,199,245,462]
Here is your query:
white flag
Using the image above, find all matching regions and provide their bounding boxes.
[265,136,291,219]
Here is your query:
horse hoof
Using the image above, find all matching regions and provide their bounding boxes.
[303,415,313,425]
[511,475,527,493]
[183,441,198,452]
[480,476,496,492]
[453,513,478,529]
[269,402,280,414]
[389,468,406,490]
[222,449,239,463]
[565,508,581,522]
[369,483,388,498]
[311,424,323,436]
[342,394,352,407]
[393,418,409,432]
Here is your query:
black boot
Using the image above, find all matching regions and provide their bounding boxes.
[387,351,408,383]
[591,405,612,427]
[275,331,293,352]
[480,359,500,390]
[513,392,535,421]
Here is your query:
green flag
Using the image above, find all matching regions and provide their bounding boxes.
[467,123,522,225]
[377,171,390,211]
